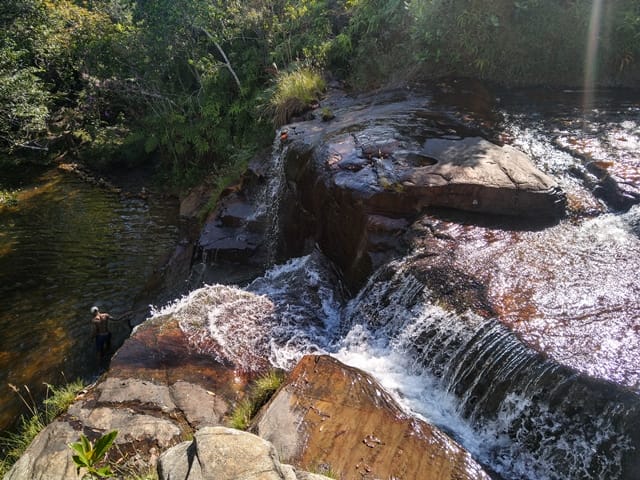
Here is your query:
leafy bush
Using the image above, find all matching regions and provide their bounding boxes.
[69,430,118,479]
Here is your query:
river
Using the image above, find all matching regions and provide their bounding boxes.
[168,86,640,479]
[0,165,180,431]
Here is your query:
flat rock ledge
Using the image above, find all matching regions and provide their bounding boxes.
[279,89,566,286]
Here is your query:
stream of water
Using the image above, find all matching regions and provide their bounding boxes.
[2,87,637,478]
[0,165,180,431]
[154,88,640,479]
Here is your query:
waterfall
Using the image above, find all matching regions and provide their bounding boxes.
[337,256,639,480]
[252,128,290,266]
[153,247,640,480]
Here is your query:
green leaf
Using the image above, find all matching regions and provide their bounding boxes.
[79,434,91,455]
[72,454,89,469]
[69,443,89,464]
[92,430,118,461]
[95,465,113,477]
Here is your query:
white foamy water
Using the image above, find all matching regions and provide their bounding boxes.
[150,247,636,480]
[446,205,640,390]
[335,257,634,480]
[151,251,342,371]
[249,129,291,265]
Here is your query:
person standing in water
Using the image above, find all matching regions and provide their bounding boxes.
[91,306,111,359]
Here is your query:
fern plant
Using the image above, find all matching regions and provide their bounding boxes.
[69,430,118,479]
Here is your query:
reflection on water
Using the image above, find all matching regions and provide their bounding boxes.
[499,88,640,211]
[0,166,179,431]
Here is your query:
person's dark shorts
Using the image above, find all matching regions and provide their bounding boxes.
[95,332,111,353]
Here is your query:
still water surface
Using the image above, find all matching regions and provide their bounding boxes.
[0,166,179,430]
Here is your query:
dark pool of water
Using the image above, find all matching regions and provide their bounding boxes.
[0,165,180,431]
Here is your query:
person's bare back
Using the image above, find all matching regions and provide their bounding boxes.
[92,312,110,334]
[90,306,111,358]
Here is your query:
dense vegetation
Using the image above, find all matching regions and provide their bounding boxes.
[1,0,639,189]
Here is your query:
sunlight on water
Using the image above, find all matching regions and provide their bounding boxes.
[0,167,179,431]
[583,0,604,113]
[443,206,640,391]
[155,251,343,371]
[152,249,637,480]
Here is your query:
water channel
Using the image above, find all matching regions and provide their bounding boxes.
[1,86,638,479]
[0,165,180,431]
[170,87,640,479]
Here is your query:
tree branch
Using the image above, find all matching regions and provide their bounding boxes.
[199,27,241,90]
[0,135,49,152]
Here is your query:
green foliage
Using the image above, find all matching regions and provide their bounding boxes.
[229,370,285,430]
[43,380,87,419]
[402,0,640,86]
[69,430,118,479]
[0,380,86,477]
[0,189,19,207]
[2,0,640,186]
[343,0,413,88]
[199,148,254,222]
[229,398,254,430]
[0,40,50,151]
[327,0,640,87]
[268,68,326,126]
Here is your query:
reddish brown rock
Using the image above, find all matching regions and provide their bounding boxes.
[279,87,565,287]
[252,355,491,480]
[110,316,256,406]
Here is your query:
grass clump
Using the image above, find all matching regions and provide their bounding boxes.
[229,370,285,430]
[269,69,326,127]
[0,380,86,477]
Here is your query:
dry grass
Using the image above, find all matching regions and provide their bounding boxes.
[268,69,325,126]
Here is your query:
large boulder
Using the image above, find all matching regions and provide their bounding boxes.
[278,87,565,287]
[252,355,492,480]
[158,427,332,480]
[195,86,566,283]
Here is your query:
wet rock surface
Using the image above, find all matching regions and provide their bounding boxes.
[5,316,256,480]
[253,355,492,480]
[195,85,566,287]
[278,87,565,287]
[341,239,640,480]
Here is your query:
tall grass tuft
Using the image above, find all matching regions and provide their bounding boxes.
[268,69,325,127]
[0,380,86,477]
[228,370,285,430]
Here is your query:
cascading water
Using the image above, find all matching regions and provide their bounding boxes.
[152,250,344,371]
[337,255,639,480]
[152,246,639,480]
[152,89,640,480]
[252,128,291,266]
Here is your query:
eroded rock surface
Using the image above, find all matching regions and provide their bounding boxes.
[252,355,492,480]
[195,86,566,286]
[278,88,565,287]
[5,316,254,480]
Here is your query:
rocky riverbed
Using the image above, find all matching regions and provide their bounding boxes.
[7,82,640,480]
